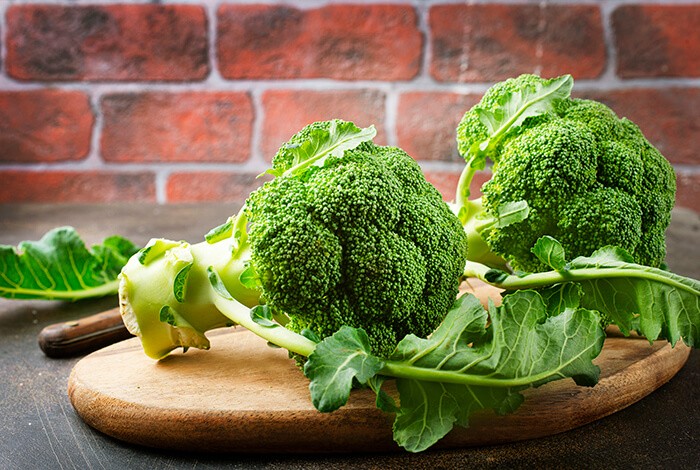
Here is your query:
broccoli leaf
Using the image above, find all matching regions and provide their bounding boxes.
[468,74,573,167]
[532,235,568,271]
[570,249,700,347]
[304,326,385,412]
[204,216,234,244]
[0,227,139,300]
[388,291,603,452]
[250,305,277,328]
[465,239,700,347]
[268,120,377,178]
[304,292,604,453]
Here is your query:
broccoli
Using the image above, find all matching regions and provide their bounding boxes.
[119,120,468,359]
[116,115,699,454]
[454,74,676,273]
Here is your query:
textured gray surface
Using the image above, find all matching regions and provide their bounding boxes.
[0,203,698,469]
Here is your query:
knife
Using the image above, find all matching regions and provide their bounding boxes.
[38,307,132,358]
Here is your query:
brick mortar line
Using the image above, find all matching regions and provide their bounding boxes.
[2,73,700,93]
[0,3,7,79]
[597,1,619,83]
[1,159,698,174]
[84,92,106,169]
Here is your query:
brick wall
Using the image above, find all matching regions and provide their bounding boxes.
[0,0,698,211]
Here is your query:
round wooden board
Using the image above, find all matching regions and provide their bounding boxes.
[68,287,692,454]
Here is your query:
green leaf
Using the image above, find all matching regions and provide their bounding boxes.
[173,263,193,303]
[476,74,573,152]
[368,376,398,414]
[532,236,568,271]
[250,305,277,328]
[492,200,530,229]
[204,217,234,244]
[138,238,182,265]
[304,326,385,412]
[238,263,258,290]
[466,74,573,170]
[207,267,234,301]
[484,268,509,284]
[268,120,377,178]
[539,282,583,317]
[387,291,603,452]
[569,248,700,346]
[469,242,700,347]
[300,328,321,343]
[0,227,138,301]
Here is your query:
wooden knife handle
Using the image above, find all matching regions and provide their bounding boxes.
[38,307,133,358]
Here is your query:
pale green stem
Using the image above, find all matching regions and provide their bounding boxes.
[454,162,478,222]
[464,261,697,295]
[379,355,589,388]
[210,288,317,357]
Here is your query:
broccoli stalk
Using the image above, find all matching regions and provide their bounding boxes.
[118,233,260,359]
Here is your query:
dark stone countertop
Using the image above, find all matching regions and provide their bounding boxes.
[0,203,698,469]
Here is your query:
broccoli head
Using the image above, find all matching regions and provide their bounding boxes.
[247,123,468,357]
[119,120,468,360]
[455,74,676,273]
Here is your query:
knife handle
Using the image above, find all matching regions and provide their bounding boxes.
[38,307,133,358]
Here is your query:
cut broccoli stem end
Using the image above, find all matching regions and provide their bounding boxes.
[118,234,262,360]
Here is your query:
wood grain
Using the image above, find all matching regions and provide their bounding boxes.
[67,285,692,454]
[67,328,690,453]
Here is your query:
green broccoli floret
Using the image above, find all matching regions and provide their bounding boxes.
[455,74,676,273]
[247,138,468,358]
[119,120,468,360]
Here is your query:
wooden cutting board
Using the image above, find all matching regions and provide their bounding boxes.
[68,285,691,454]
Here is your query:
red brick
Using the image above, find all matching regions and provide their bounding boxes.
[166,172,267,203]
[397,92,481,162]
[217,4,421,80]
[676,172,700,213]
[101,92,253,163]
[613,5,700,78]
[0,171,155,203]
[6,5,208,82]
[429,4,605,82]
[0,90,93,163]
[578,88,700,165]
[423,169,492,202]
[261,90,386,161]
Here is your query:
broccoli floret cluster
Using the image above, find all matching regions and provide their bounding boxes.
[246,130,468,358]
[457,75,676,273]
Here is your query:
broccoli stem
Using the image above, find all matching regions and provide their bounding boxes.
[232,204,249,254]
[379,356,584,388]
[210,288,317,357]
[454,158,480,221]
[464,260,697,295]
[212,283,582,388]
